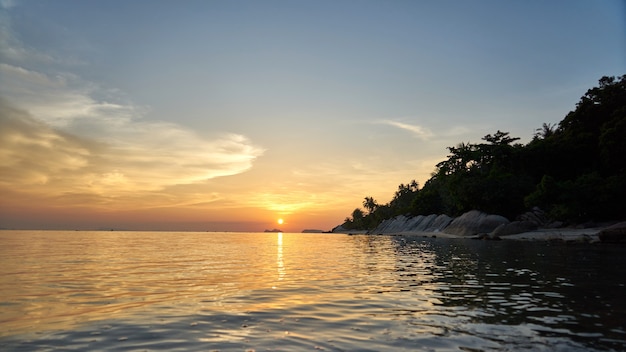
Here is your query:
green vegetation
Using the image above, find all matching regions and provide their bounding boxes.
[342,75,626,230]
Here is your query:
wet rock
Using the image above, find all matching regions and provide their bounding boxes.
[369,214,452,234]
[428,214,453,232]
[598,222,626,243]
[444,210,510,236]
[413,214,437,231]
[491,221,538,237]
[374,215,411,233]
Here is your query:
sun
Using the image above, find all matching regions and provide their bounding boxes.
[277,218,284,225]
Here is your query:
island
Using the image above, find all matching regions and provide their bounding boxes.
[264,228,283,233]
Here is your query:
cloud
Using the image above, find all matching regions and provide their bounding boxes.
[0,63,140,128]
[0,99,92,188]
[379,119,434,140]
[0,62,264,208]
[0,98,264,205]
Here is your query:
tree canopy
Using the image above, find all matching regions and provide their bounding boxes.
[341,75,626,230]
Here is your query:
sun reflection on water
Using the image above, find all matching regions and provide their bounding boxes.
[275,233,285,287]
[1,231,625,351]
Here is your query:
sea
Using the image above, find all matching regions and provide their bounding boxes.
[1,230,625,351]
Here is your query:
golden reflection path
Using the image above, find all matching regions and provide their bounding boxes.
[2,231,626,351]
[275,233,285,287]
[0,231,434,338]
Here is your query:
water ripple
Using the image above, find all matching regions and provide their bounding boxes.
[1,231,625,351]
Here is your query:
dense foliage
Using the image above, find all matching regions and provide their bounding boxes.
[342,75,626,230]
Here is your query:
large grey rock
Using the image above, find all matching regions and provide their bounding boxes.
[490,221,538,237]
[370,214,453,234]
[372,215,410,233]
[332,225,349,233]
[414,214,437,231]
[443,210,510,236]
[427,214,453,232]
[405,215,425,231]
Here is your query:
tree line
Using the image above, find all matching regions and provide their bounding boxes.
[342,75,626,230]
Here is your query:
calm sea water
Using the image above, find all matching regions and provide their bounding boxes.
[1,230,625,351]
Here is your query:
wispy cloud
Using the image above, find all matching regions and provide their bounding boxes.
[0,99,92,188]
[0,97,264,206]
[378,119,434,140]
[0,25,264,208]
[0,63,140,127]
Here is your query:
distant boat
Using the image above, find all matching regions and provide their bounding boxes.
[264,229,283,233]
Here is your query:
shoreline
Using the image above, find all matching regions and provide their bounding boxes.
[336,211,626,243]
[498,227,602,242]
[344,227,608,243]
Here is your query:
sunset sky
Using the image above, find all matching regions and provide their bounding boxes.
[1,0,624,232]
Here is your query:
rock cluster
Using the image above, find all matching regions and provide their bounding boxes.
[366,210,512,237]
[371,214,453,234]
[331,224,350,233]
[351,210,539,238]
[490,221,537,237]
[443,210,509,237]
[333,209,622,242]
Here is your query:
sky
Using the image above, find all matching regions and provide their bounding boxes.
[0,0,624,232]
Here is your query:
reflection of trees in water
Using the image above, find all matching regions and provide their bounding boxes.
[387,236,626,347]
[393,238,557,317]
[349,235,396,274]
[391,237,439,287]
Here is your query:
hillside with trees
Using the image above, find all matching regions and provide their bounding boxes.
[341,75,626,231]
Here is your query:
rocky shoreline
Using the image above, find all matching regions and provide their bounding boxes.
[333,209,626,244]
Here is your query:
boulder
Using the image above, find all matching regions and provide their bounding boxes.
[443,210,510,236]
[368,214,453,234]
[383,215,410,233]
[404,215,425,231]
[427,214,453,232]
[332,225,349,233]
[490,221,538,237]
[598,222,626,243]
[375,214,422,233]
[370,215,409,234]
[412,214,436,231]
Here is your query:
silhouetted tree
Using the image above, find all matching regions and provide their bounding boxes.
[341,75,626,228]
[533,123,556,140]
[363,197,379,215]
[389,180,419,214]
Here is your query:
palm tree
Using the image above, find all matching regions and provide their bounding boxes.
[363,197,379,215]
[534,123,556,140]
